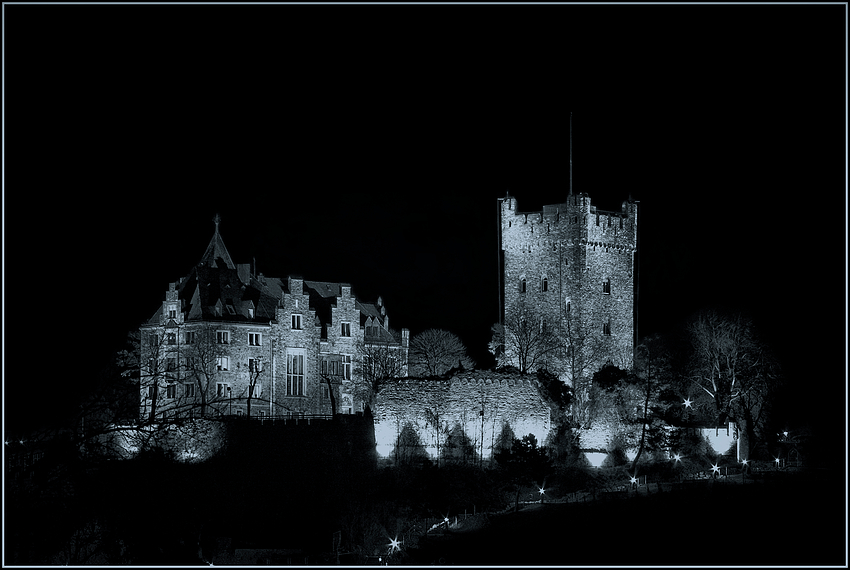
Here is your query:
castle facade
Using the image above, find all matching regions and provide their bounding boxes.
[139,217,409,422]
[498,192,639,383]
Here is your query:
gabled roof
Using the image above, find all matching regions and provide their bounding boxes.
[199,215,236,270]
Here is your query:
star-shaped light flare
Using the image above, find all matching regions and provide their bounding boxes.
[711,463,720,475]
[629,475,638,485]
[741,458,748,467]
[682,398,692,409]
[388,536,401,553]
[538,486,546,496]
[774,457,781,465]
[672,452,682,463]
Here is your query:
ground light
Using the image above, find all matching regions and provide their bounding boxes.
[388,536,401,554]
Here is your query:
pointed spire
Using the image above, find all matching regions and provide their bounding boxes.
[199,213,236,269]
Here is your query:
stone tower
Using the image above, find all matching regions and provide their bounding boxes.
[498,192,639,385]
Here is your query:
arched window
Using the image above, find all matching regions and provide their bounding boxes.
[520,278,526,293]
[542,277,548,292]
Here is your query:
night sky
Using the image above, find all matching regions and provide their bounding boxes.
[4,4,846,441]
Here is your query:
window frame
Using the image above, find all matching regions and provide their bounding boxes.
[341,322,351,337]
[291,314,302,330]
[286,352,305,396]
[217,330,230,344]
[216,356,230,371]
[248,332,262,346]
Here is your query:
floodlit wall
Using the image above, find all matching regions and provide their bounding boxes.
[373,371,552,461]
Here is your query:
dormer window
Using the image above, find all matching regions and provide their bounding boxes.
[248,307,254,318]
[226,304,236,315]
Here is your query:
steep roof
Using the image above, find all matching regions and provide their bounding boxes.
[199,215,236,270]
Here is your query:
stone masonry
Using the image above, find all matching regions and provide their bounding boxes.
[499,192,639,383]
[373,371,552,461]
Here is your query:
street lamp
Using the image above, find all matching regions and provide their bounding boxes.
[711,463,720,478]
[538,486,546,503]
[228,387,232,415]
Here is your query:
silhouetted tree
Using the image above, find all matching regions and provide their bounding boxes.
[408,329,474,377]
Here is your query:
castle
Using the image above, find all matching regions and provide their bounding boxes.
[138,216,409,422]
[497,192,639,386]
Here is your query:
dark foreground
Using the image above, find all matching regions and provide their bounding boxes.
[407,469,846,566]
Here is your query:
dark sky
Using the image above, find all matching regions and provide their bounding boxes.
[4,4,846,437]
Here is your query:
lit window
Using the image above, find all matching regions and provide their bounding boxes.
[249,332,262,346]
[217,330,230,344]
[287,353,304,396]
[216,356,229,371]
[167,333,177,345]
[341,322,351,337]
[291,314,302,330]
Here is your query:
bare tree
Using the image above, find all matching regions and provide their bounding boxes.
[355,333,407,409]
[408,329,475,377]
[488,301,561,374]
[244,355,265,419]
[686,309,781,457]
[180,324,230,418]
[559,303,614,428]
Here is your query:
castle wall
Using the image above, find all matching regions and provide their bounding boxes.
[373,371,551,461]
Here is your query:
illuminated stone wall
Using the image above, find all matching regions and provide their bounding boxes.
[499,193,638,381]
[373,371,552,461]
